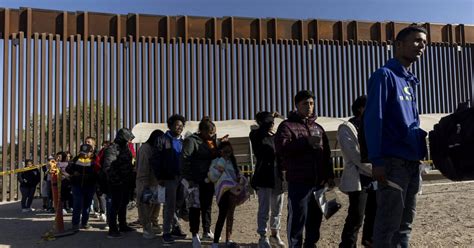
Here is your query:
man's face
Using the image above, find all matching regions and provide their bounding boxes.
[85,138,96,150]
[396,31,427,63]
[170,120,185,136]
[296,98,315,118]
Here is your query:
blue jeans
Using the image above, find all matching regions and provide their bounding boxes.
[373,157,420,248]
[287,182,323,248]
[71,185,96,226]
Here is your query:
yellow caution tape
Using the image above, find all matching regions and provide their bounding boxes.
[0,163,49,176]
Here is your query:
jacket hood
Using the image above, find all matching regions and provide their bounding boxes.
[115,128,135,145]
[287,110,318,123]
[386,58,420,86]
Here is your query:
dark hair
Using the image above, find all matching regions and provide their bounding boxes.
[294,90,315,105]
[25,159,33,166]
[218,141,239,175]
[167,114,186,129]
[395,25,427,42]
[351,95,367,117]
[145,129,165,145]
[55,151,68,162]
[255,111,274,132]
[198,116,216,133]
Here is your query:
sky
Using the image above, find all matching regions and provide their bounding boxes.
[1,0,473,24]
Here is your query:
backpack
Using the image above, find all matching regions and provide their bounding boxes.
[95,147,109,193]
[429,105,474,181]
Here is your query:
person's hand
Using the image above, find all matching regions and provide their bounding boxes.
[219,134,230,143]
[372,166,388,186]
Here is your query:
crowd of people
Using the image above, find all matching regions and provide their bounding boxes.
[17,25,429,248]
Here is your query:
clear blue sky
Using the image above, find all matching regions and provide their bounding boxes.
[1,0,473,24]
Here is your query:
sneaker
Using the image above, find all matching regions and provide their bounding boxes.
[258,236,271,248]
[153,223,163,235]
[269,235,286,248]
[29,208,35,212]
[81,224,93,230]
[142,229,156,239]
[226,240,239,248]
[94,212,101,219]
[107,230,123,239]
[119,225,136,232]
[62,209,67,215]
[171,226,187,239]
[201,231,214,241]
[99,213,107,222]
[162,233,175,244]
[192,235,201,248]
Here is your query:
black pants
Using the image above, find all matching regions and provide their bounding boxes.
[339,189,376,248]
[189,182,214,235]
[61,179,73,210]
[214,191,237,243]
[287,182,324,248]
[20,186,36,209]
[108,186,130,232]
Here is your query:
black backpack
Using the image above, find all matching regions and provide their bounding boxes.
[429,104,474,181]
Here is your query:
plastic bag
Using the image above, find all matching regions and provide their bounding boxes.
[182,179,200,208]
[313,187,341,220]
[156,185,166,204]
[140,185,166,204]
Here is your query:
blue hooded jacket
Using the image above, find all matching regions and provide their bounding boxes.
[364,58,427,167]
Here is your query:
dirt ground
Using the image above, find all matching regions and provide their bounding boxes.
[0,180,473,248]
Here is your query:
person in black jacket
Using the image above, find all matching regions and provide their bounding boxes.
[66,144,99,230]
[102,128,136,239]
[250,111,285,248]
[152,114,187,244]
[18,159,41,212]
[182,117,228,246]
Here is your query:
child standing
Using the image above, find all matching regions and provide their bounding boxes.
[208,141,248,248]
[18,159,41,212]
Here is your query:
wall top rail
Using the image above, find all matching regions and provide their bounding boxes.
[0,7,473,44]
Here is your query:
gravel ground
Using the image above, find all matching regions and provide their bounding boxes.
[0,180,473,248]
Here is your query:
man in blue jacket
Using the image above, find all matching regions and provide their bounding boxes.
[364,25,428,248]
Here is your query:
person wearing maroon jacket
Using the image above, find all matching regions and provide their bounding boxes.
[274,90,334,248]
